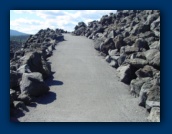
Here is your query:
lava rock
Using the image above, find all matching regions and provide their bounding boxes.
[20,72,50,97]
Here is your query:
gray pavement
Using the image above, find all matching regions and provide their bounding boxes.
[18,34,147,122]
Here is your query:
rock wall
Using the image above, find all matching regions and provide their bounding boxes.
[10,28,64,118]
[73,10,160,122]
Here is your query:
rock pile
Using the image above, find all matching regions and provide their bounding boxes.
[73,10,160,122]
[10,28,64,118]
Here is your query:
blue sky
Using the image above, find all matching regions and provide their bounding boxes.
[10,10,116,34]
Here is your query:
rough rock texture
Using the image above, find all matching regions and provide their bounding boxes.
[73,10,160,121]
[20,72,50,97]
[147,107,160,122]
[10,28,64,118]
[117,64,134,84]
[130,77,152,97]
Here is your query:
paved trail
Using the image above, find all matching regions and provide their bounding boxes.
[18,34,147,122]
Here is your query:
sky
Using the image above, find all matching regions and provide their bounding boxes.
[10,10,116,34]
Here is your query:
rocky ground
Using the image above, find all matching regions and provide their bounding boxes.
[10,10,160,122]
[10,28,66,121]
[73,10,160,122]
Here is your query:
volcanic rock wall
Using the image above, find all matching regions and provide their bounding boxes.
[73,10,160,122]
[10,28,64,119]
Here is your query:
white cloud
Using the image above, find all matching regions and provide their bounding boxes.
[10,10,117,34]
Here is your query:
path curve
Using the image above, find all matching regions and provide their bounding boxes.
[18,34,147,122]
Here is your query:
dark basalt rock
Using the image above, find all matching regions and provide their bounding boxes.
[10,28,65,118]
[72,10,160,121]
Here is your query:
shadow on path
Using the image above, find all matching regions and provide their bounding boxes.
[36,91,57,104]
[45,72,64,86]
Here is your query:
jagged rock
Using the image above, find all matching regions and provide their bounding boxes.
[123,36,137,46]
[146,101,160,112]
[147,107,160,122]
[118,55,126,66]
[18,93,32,105]
[120,46,126,55]
[113,34,125,50]
[21,51,51,79]
[149,41,160,50]
[74,22,87,36]
[139,81,154,107]
[105,55,111,63]
[13,101,28,111]
[94,38,104,50]
[150,17,160,37]
[10,89,18,101]
[10,71,22,89]
[147,85,160,102]
[100,38,115,54]
[20,72,50,97]
[131,23,150,35]
[14,50,25,60]
[135,65,159,78]
[108,30,116,38]
[124,46,139,55]
[139,31,155,39]
[130,77,152,97]
[109,60,118,68]
[130,52,146,60]
[108,49,119,56]
[145,13,160,25]
[125,58,148,68]
[133,38,149,50]
[17,64,31,73]
[117,64,134,84]
[111,55,120,61]
[144,49,160,69]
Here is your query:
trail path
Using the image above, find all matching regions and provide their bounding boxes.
[18,34,147,122]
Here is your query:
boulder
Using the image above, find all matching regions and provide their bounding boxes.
[124,46,139,55]
[149,41,160,50]
[10,71,22,89]
[117,55,126,66]
[108,49,119,56]
[139,81,154,107]
[150,17,160,37]
[21,52,51,79]
[144,49,160,69]
[100,38,115,54]
[123,36,136,46]
[130,77,152,97]
[130,52,146,60]
[147,107,160,122]
[113,34,125,50]
[131,23,150,35]
[108,30,116,38]
[145,13,159,25]
[147,85,160,102]
[146,101,160,112]
[20,72,50,97]
[94,38,104,50]
[117,64,134,84]
[135,65,159,78]
[133,38,149,50]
